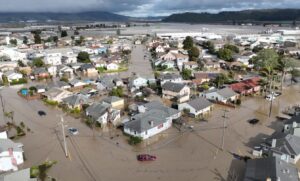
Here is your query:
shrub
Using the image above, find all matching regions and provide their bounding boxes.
[44,99,59,106]
[128,136,142,145]
[236,99,241,105]
[10,78,27,85]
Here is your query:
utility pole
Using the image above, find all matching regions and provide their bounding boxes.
[60,115,68,158]
[221,109,229,151]
[268,76,274,117]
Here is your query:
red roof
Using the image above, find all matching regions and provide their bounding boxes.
[229,77,261,93]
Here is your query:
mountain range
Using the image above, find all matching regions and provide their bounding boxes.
[162,9,300,24]
[1,9,300,24]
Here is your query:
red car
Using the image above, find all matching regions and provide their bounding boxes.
[137,154,157,161]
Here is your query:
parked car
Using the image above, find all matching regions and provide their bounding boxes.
[266,94,276,101]
[248,119,260,125]
[137,154,157,161]
[68,128,79,135]
[38,110,46,116]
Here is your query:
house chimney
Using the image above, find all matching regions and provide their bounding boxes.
[271,139,277,148]
[149,121,154,127]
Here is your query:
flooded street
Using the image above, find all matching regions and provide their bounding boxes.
[0,83,299,181]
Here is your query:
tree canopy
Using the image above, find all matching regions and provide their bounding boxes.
[224,44,239,53]
[61,30,68,37]
[217,48,233,62]
[181,69,192,80]
[188,46,200,61]
[32,58,45,67]
[77,51,90,63]
[183,36,194,50]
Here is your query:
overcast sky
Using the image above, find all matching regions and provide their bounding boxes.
[1,0,300,17]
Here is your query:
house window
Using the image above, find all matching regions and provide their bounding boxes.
[134,131,137,135]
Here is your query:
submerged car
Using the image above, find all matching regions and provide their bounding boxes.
[137,154,157,161]
[38,110,46,116]
[68,128,79,135]
[248,119,260,125]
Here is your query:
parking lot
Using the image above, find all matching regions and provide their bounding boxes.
[0,83,299,181]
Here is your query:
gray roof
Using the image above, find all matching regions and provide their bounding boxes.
[162,82,186,93]
[32,68,48,75]
[285,114,300,125]
[62,94,89,107]
[216,87,237,99]
[267,134,300,156]
[124,101,180,133]
[0,139,23,153]
[48,81,70,89]
[86,102,111,120]
[0,168,37,181]
[186,97,212,112]
[159,73,182,81]
[101,96,123,104]
[124,109,169,133]
[244,157,299,181]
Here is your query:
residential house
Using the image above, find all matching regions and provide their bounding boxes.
[124,101,181,139]
[183,61,199,70]
[128,75,148,92]
[62,94,90,110]
[192,72,219,85]
[158,73,183,85]
[178,97,213,117]
[86,102,120,126]
[43,87,72,103]
[162,82,190,103]
[35,85,46,93]
[69,79,87,88]
[155,45,165,53]
[2,71,23,83]
[0,132,24,172]
[229,77,261,95]
[243,157,299,181]
[47,66,57,77]
[96,75,123,91]
[49,81,71,90]
[0,168,37,181]
[57,65,73,77]
[175,53,189,71]
[32,68,50,79]
[43,51,62,65]
[283,114,300,136]
[106,63,119,71]
[79,63,98,75]
[101,96,125,109]
[201,87,239,103]
[266,134,300,164]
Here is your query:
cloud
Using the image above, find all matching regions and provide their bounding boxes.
[1,0,300,16]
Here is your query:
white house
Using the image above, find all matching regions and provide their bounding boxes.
[124,101,181,139]
[0,47,26,62]
[178,97,213,117]
[155,45,165,53]
[106,63,119,71]
[201,87,239,103]
[43,52,62,65]
[3,71,23,82]
[43,87,73,102]
[159,73,183,85]
[129,75,148,92]
[175,53,189,71]
[0,132,24,172]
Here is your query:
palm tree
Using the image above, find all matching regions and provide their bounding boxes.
[255,49,279,94]
[277,57,296,90]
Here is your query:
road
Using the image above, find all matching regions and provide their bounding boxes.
[0,83,299,181]
[119,44,154,79]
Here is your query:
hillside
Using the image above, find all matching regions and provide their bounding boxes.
[162,9,300,24]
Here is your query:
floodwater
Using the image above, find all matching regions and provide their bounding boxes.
[0,83,299,181]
